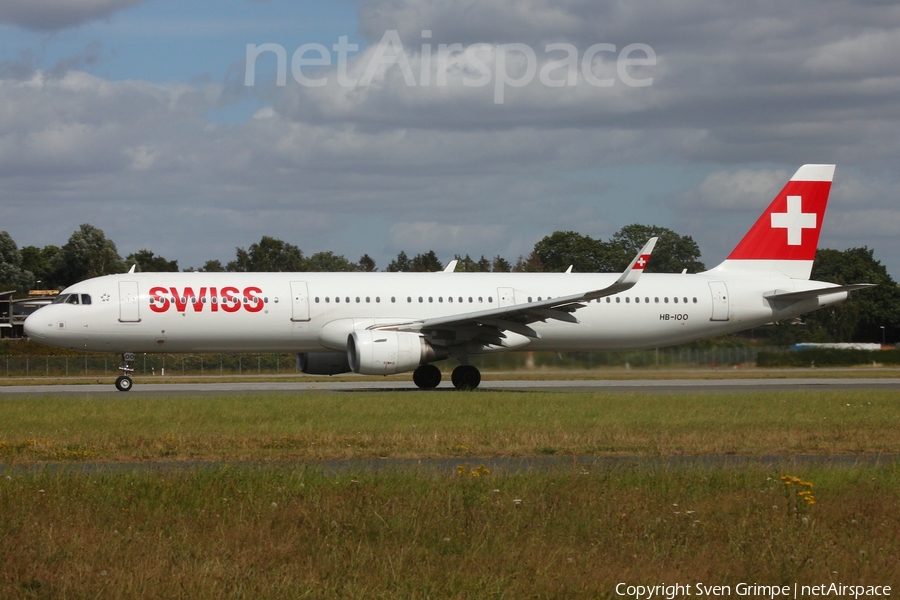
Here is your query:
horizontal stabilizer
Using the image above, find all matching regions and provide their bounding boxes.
[763,283,875,302]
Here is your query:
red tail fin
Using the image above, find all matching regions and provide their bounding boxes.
[711,164,834,279]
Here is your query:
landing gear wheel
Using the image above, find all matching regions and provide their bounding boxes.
[115,352,136,391]
[413,364,442,389]
[451,365,482,390]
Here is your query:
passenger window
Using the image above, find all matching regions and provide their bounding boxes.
[448,297,452,303]
[478,297,483,303]
[335,297,340,303]
[345,297,350,303]
[488,297,493,303]
[315,297,320,303]
[615,297,620,303]
[407,297,412,303]
[81,294,92,305]
[606,297,611,303]
[684,297,688,304]
[664,297,669,303]
[635,297,640,303]
[655,297,659,303]
[645,297,649,303]
[428,297,433,303]
[674,297,679,304]
[468,297,473,303]
[438,297,443,303]
[458,297,463,303]
[418,297,423,303]
[626,297,630,303]
[693,297,698,303]
[356,297,360,303]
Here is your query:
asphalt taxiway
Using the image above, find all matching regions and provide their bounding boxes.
[1,377,899,396]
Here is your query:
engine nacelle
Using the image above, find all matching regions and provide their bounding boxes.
[347,330,445,375]
[296,352,352,375]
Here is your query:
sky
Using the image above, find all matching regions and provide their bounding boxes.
[1,0,898,276]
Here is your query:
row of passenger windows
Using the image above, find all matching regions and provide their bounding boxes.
[149,296,268,304]
[316,296,495,304]
[312,294,698,305]
[595,296,698,305]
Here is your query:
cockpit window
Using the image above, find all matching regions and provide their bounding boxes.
[52,293,90,305]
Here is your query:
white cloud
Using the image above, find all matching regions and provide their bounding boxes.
[0,0,146,31]
[686,168,789,210]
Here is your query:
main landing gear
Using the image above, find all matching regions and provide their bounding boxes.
[115,352,136,392]
[412,364,482,390]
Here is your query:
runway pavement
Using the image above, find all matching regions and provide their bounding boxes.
[2,377,900,395]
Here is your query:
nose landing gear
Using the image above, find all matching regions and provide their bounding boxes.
[115,352,136,392]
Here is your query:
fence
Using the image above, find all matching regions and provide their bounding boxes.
[2,347,773,378]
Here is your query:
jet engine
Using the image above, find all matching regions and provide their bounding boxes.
[296,352,352,375]
[347,330,445,375]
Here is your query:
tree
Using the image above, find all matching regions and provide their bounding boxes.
[411,251,443,272]
[20,245,59,286]
[606,224,705,273]
[0,231,34,291]
[453,254,478,272]
[199,260,226,272]
[491,255,512,273]
[533,231,608,273]
[228,236,305,272]
[387,251,412,272]
[357,254,377,272]
[512,252,543,272]
[52,224,125,287]
[805,247,900,343]
[306,251,356,272]
[125,249,179,272]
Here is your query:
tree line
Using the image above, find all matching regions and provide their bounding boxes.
[1,224,897,343]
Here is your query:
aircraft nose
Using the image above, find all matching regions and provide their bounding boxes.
[23,307,52,340]
[23,314,44,339]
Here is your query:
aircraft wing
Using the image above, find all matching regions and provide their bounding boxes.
[382,238,657,345]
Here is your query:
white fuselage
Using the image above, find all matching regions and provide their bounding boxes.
[23,270,845,355]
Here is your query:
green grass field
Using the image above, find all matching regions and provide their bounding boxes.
[1,390,899,462]
[2,389,899,597]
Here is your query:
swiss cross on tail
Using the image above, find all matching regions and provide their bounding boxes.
[727,164,834,262]
[634,254,651,270]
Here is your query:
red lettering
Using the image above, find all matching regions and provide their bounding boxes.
[149,286,169,313]
[244,286,264,313]
[221,286,241,313]
[169,287,187,312]
[149,285,263,314]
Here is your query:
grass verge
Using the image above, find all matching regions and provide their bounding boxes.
[1,464,897,598]
[1,390,899,462]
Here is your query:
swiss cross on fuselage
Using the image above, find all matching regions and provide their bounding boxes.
[771,195,816,246]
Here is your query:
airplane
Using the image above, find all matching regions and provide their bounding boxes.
[24,164,873,391]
